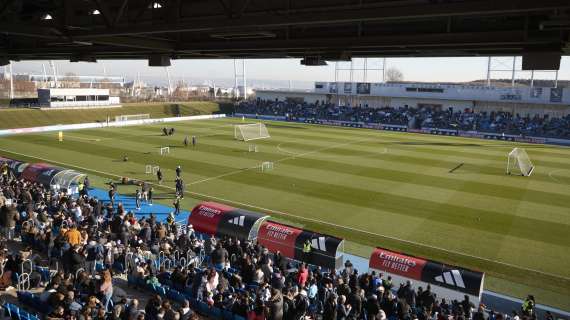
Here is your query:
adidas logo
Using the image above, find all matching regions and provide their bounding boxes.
[434,269,465,288]
[311,237,327,251]
[228,216,245,227]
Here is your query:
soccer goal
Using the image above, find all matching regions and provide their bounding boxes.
[260,161,274,172]
[160,147,170,156]
[234,123,270,141]
[115,114,150,122]
[507,148,535,176]
[146,165,160,174]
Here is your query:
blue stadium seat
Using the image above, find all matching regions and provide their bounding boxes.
[222,309,234,320]
[210,307,222,319]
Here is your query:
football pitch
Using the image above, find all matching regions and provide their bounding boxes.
[0,117,569,308]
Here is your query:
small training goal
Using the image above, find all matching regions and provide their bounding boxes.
[160,147,170,156]
[260,162,274,172]
[234,123,270,141]
[115,114,150,122]
[507,148,534,176]
[146,165,160,174]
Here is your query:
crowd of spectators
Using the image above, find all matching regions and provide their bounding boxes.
[0,163,545,320]
[236,100,570,139]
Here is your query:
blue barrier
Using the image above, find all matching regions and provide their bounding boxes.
[2,302,41,320]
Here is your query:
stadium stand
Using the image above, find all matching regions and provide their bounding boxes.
[236,100,570,139]
[0,160,541,320]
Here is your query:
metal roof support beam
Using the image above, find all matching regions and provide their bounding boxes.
[70,0,570,38]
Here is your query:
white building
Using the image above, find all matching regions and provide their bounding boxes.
[38,88,120,108]
[254,82,570,117]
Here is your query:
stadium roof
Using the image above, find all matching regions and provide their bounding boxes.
[1,0,569,69]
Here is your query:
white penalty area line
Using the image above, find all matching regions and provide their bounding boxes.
[547,169,570,184]
[1,146,569,283]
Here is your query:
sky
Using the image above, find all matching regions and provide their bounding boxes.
[7,56,570,89]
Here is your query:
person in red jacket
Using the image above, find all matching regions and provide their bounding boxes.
[297,263,309,288]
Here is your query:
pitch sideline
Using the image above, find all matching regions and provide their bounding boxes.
[0,146,568,283]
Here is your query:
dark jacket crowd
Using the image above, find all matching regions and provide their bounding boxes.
[0,164,544,320]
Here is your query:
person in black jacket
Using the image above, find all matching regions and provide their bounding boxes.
[64,245,85,275]
[323,293,338,320]
[268,288,284,320]
[283,289,297,320]
[365,294,380,320]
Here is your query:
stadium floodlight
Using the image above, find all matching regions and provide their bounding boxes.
[235,123,270,141]
[507,148,534,176]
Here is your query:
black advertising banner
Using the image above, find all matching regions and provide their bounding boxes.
[216,208,267,240]
[294,230,344,269]
[357,83,371,94]
[189,202,267,241]
[369,247,484,297]
[344,83,352,94]
[550,87,563,102]
[421,261,483,296]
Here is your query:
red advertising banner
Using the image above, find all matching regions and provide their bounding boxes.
[368,247,427,280]
[188,202,234,235]
[257,221,303,258]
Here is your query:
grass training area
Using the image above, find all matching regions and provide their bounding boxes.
[0,116,569,309]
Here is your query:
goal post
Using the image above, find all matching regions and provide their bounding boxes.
[115,114,150,122]
[234,123,270,141]
[160,147,170,156]
[507,148,534,176]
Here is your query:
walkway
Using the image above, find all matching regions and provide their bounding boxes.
[88,188,190,224]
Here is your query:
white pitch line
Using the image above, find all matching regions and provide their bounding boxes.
[0,146,568,282]
[188,136,374,187]
[276,142,301,155]
[63,134,101,142]
[548,169,570,184]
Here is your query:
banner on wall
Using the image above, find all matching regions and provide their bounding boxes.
[357,83,371,94]
[369,247,485,303]
[0,157,29,178]
[258,221,344,269]
[21,163,67,187]
[188,202,268,241]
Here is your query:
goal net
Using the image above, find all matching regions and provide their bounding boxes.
[235,123,270,141]
[115,114,150,122]
[507,148,534,176]
[160,147,170,156]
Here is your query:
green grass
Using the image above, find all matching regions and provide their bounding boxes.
[0,101,219,129]
[0,117,569,310]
